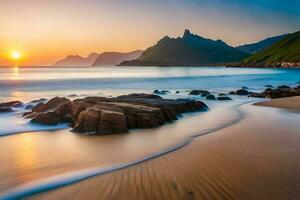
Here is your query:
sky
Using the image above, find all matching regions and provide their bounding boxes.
[0,0,299,66]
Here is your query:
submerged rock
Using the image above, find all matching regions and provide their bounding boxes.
[189,90,209,95]
[265,85,273,88]
[277,85,291,89]
[25,94,208,135]
[0,101,23,108]
[153,90,170,95]
[217,96,232,101]
[0,107,13,113]
[236,89,249,95]
[250,87,299,99]
[206,94,216,100]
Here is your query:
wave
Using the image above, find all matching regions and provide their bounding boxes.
[0,100,256,200]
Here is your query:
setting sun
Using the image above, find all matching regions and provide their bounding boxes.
[11,51,22,60]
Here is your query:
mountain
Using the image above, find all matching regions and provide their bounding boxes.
[119,30,249,66]
[54,53,98,66]
[237,31,300,68]
[92,50,143,66]
[236,34,288,54]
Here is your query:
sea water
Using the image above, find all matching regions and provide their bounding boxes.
[0,66,299,198]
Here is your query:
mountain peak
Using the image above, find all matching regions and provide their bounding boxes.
[183,29,192,38]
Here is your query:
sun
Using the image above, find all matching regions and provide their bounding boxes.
[11,51,22,60]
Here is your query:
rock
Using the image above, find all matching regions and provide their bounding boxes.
[229,91,236,95]
[73,108,102,133]
[206,94,216,100]
[189,90,209,95]
[31,112,61,125]
[0,107,13,113]
[265,85,273,88]
[26,94,208,135]
[30,98,47,104]
[175,91,180,94]
[277,85,291,89]
[266,88,297,99]
[25,105,34,110]
[217,96,232,101]
[97,110,128,134]
[236,89,249,95]
[153,90,167,95]
[242,86,249,90]
[218,93,226,96]
[32,97,71,112]
[200,91,210,97]
[0,101,23,108]
[250,87,298,99]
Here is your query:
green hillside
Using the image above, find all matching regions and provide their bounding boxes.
[242,31,300,65]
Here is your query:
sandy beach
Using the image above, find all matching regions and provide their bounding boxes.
[255,96,300,111]
[26,98,300,200]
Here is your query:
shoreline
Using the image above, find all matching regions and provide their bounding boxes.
[0,101,243,198]
[28,98,300,200]
[254,96,300,111]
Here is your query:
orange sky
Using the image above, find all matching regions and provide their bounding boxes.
[0,0,299,66]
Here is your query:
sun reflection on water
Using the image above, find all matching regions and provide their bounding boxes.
[12,66,20,80]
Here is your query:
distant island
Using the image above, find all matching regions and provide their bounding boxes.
[54,53,99,66]
[92,50,143,66]
[231,31,300,68]
[55,50,143,67]
[118,29,249,66]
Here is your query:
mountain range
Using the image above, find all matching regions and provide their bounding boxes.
[55,29,300,68]
[55,53,98,66]
[55,51,143,67]
[119,30,249,66]
[92,50,143,66]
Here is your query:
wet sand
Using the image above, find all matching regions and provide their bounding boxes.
[28,103,300,199]
[255,96,300,111]
[0,102,242,198]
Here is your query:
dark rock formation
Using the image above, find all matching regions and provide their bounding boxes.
[217,96,232,101]
[236,89,249,96]
[0,101,23,108]
[229,91,236,95]
[277,85,291,89]
[153,90,170,95]
[265,85,273,88]
[250,87,300,99]
[0,107,13,113]
[206,94,216,100]
[25,94,208,135]
[189,90,209,96]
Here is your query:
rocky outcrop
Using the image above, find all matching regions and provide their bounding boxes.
[0,107,13,113]
[0,101,23,108]
[236,89,249,95]
[217,96,232,101]
[25,94,208,135]
[189,90,210,95]
[249,86,300,99]
[206,94,216,100]
[0,101,23,113]
[25,97,72,125]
